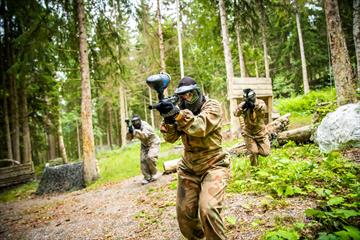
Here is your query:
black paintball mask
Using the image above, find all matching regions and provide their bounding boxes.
[131,115,142,129]
[174,77,205,115]
[242,88,256,110]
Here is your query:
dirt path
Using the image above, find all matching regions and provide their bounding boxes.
[0,173,315,240]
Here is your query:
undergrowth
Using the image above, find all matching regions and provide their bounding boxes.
[274,88,336,117]
[228,142,360,239]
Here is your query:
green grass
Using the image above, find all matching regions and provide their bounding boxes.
[88,140,182,189]
[0,181,39,202]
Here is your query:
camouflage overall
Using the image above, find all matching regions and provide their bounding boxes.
[161,98,230,240]
[127,120,160,181]
[234,99,270,165]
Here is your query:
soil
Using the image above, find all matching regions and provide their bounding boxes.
[0,172,316,240]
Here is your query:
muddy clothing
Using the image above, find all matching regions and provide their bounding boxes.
[234,99,270,165]
[161,98,230,240]
[127,120,160,181]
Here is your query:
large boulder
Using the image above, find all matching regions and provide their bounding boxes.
[315,103,360,153]
[36,162,85,195]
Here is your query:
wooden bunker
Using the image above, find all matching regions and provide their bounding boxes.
[230,77,273,123]
[0,160,35,188]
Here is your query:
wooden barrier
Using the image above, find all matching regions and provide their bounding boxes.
[0,163,35,188]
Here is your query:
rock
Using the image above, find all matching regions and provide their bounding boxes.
[36,162,85,195]
[315,103,360,153]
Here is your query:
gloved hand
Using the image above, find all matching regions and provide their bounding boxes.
[242,100,255,111]
[155,101,180,119]
[164,116,176,124]
[128,125,134,134]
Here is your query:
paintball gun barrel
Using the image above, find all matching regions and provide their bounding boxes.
[146,72,178,110]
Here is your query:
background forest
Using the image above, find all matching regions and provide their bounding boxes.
[0,0,359,171]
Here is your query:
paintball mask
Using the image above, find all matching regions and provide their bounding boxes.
[131,115,142,129]
[242,88,256,110]
[174,77,205,115]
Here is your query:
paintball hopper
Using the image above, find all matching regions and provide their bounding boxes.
[146,72,171,100]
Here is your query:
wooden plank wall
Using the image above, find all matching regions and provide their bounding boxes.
[0,163,35,187]
[230,77,273,98]
[230,77,273,123]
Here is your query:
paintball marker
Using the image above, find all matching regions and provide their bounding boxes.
[146,72,178,110]
[125,119,134,134]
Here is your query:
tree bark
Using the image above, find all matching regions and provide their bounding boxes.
[256,0,270,78]
[354,0,360,86]
[157,0,166,72]
[44,115,57,161]
[76,0,99,184]
[234,0,247,78]
[57,115,68,164]
[176,0,184,78]
[218,0,240,138]
[107,103,113,149]
[235,22,247,77]
[324,0,357,105]
[148,86,155,129]
[20,81,32,164]
[10,75,20,162]
[76,119,81,160]
[113,109,119,146]
[4,97,13,160]
[119,84,127,147]
[277,125,313,145]
[163,158,181,174]
[228,113,291,155]
[295,0,310,94]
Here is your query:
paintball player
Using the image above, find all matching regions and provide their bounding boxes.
[233,88,270,166]
[155,76,230,240]
[126,115,161,185]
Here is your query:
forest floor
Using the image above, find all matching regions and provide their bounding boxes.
[0,167,316,240]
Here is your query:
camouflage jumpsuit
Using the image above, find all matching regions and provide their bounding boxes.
[161,98,230,240]
[234,99,270,165]
[127,120,160,181]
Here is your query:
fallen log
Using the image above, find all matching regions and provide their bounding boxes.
[228,113,291,156]
[277,125,313,145]
[267,113,291,136]
[163,158,181,174]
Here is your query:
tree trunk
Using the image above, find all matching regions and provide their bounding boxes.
[295,1,310,94]
[256,0,270,78]
[218,0,240,138]
[76,120,81,160]
[76,0,99,184]
[107,103,113,149]
[148,86,155,129]
[113,109,119,146]
[163,158,181,174]
[57,115,68,164]
[20,81,32,164]
[227,114,293,156]
[354,0,360,86]
[10,76,20,162]
[266,113,291,134]
[157,0,166,72]
[4,97,13,160]
[143,98,148,123]
[47,130,57,160]
[234,0,247,77]
[324,0,357,105]
[119,84,127,147]
[235,22,247,77]
[277,125,313,145]
[176,0,184,78]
